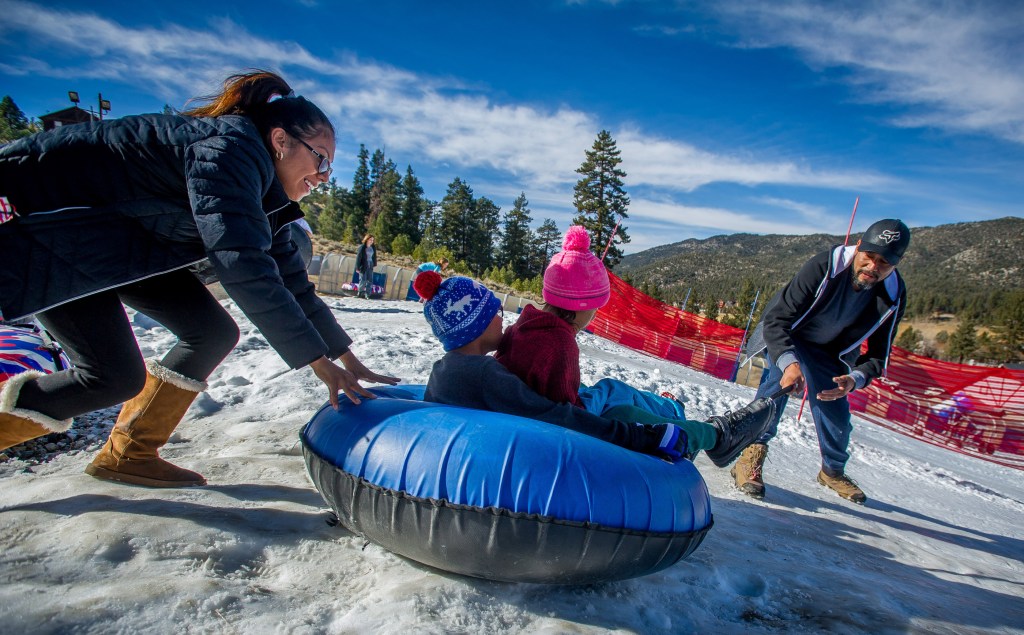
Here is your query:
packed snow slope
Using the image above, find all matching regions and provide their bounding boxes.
[2,296,1022,634]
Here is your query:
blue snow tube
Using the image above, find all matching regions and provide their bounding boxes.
[301,385,714,584]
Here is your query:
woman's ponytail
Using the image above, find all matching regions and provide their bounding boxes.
[183,70,334,145]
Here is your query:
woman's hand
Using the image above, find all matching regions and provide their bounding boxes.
[309,356,377,409]
[339,351,401,386]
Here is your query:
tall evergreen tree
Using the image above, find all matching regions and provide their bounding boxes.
[0,96,32,143]
[399,165,426,244]
[467,196,500,275]
[991,290,1024,361]
[439,177,475,263]
[532,219,561,278]
[947,318,978,363]
[572,130,631,268]
[310,182,350,241]
[497,193,535,279]
[367,153,402,249]
[419,200,442,250]
[347,145,371,237]
[896,326,922,352]
[726,279,761,329]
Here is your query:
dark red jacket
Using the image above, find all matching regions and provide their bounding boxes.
[495,304,583,407]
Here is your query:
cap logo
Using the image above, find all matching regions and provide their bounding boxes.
[877,229,901,244]
[444,294,473,317]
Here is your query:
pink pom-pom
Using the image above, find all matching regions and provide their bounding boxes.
[413,270,442,300]
[563,225,591,252]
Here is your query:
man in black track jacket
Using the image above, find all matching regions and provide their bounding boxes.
[733,219,911,504]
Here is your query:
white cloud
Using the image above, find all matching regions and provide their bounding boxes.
[704,0,1024,143]
[1,0,890,199]
[753,196,832,223]
[617,129,893,191]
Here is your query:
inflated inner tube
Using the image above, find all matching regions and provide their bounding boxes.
[301,385,714,584]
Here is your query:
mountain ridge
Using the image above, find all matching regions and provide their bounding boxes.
[617,216,1023,317]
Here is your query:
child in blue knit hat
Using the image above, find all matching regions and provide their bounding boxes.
[413,271,776,465]
[414,270,685,459]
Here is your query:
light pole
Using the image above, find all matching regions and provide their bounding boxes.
[98,93,111,120]
[68,90,108,121]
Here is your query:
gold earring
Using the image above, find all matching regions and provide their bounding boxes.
[276,150,284,161]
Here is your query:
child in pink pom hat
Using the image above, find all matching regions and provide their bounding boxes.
[495,226,757,463]
[542,225,610,311]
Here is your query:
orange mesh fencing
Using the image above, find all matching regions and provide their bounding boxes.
[592,271,1024,469]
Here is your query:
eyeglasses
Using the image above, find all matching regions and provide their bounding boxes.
[295,137,332,177]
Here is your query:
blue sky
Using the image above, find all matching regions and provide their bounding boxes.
[2,0,1022,253]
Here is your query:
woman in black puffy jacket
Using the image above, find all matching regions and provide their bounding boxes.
[0,70,399,487]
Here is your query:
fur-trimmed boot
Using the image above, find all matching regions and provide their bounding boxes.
[85,360,207,487]
[1,371,73,453]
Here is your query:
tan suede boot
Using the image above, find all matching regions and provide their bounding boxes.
[817,470,867,504]
[1,371,73,453]
[85,360,207,487]
[730,442,768,499]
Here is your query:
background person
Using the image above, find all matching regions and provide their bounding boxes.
[355,234,377,299]
[415,258,449,278]
[0,70,398,488]
[734,219,911,503]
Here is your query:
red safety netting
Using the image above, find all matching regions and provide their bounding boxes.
[592,271,1024,469]
[848,347,1024,469]
[590,272,745,381]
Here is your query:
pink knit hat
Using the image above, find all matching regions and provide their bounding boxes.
[542,226,610,311]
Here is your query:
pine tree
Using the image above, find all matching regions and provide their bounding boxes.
[439,177,475,263]
[532,219,561,278]
[349,145,371,236]
[896,326,921,351]
[947,318,978,363]
[314,183,350,242]
[0,96,32,143]
[497,193,535,279]
[467,196,500,276]
[419,201,442,251]
[991,290,1024,361]
[705,296,720,322]
[572,130,631,268]
[725,280,761,328]
[399,165,426,244]
[367,152,402,250]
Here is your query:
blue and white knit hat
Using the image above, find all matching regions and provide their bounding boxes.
[413,272,501,351]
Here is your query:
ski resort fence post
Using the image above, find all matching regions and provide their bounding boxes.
[730,288,761,383]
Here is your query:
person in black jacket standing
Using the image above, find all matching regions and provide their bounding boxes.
[733,219,911,503]
[354,234,377,299]
[0,70,399,487]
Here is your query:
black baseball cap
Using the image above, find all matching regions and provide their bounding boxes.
[859,219,911,265]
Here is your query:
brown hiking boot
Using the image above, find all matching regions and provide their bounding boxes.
[817,470,867,504]
[730,443,768,499]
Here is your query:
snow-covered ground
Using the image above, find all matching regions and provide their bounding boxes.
[2,295,1022,634]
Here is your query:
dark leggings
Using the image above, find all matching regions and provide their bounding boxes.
[15,269,239,420]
